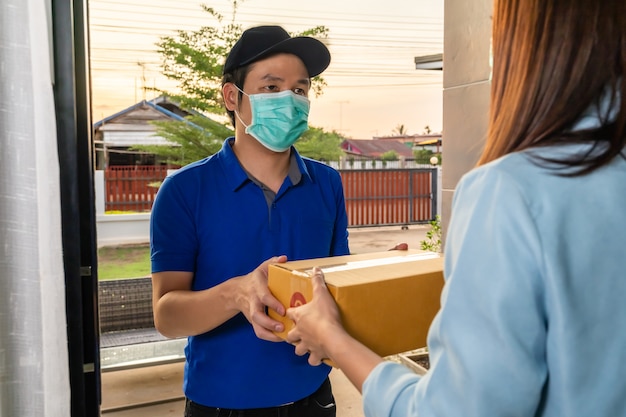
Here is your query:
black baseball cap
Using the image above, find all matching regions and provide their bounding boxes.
[223,25,331,77]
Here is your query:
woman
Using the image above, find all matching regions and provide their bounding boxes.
[286,1,626,416]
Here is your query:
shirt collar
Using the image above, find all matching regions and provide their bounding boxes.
[570,81,621,132]
[219,138,312,191]
[220,138,249,191]
[292,147,312,183]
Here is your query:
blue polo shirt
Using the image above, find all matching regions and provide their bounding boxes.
[150,138,350,409]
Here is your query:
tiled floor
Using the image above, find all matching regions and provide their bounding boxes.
[101,362,185,416]
[101,362,365,417]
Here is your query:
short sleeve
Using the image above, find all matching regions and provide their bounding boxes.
[150,175,198,273]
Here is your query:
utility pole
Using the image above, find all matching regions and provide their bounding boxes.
[335,100,350,133]
[137,62,147,100]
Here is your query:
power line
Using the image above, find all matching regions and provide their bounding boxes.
[88,0,444,127]
[88,0,443,27]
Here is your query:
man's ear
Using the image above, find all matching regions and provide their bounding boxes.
[222,83,238,111]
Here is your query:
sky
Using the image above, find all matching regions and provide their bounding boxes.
[88,0,444,139]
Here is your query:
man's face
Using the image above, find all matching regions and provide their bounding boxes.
[236,53,311,125]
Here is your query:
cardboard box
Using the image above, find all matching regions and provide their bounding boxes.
[268,249,444,358]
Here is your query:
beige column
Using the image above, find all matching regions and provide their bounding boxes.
[441,0,493,243]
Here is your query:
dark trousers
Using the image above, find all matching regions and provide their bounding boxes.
[184,378,336,417]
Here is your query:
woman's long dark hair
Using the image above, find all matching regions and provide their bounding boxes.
[479,0,626,175]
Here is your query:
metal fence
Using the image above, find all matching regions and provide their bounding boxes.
[342,168,436,226]
[103,165,437,225]
[104,165,170,212]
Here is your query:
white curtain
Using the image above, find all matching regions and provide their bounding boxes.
[0,0,70,415]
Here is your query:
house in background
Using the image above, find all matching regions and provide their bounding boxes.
[372,134,418,148]
[93,95,202,169]
[341,138,415,161]
[374,133,442,153]
[342,133,442,160]
[413,134,442,153]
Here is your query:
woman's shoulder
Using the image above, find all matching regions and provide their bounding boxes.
[459,151,543,191]
[457,145,625,217]
[460,145,604,190]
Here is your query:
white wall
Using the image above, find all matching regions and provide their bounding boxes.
[102,129,171,147]
[96,213,150,248]
[94,170,150,247]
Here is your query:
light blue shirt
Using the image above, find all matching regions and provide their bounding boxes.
[363,144,626,416]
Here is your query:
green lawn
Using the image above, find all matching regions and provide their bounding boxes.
[97,244,151,280]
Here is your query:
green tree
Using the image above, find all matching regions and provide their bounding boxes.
[381,150,399,161]
[413,148,434,164]
[294,127,345,162]
[139,2,341,165]
[392,124,408,136]
[380,150,399,167]
[155,3,329,114]
[137,115,234,166]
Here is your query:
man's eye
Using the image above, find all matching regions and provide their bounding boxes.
[294,88,307,96]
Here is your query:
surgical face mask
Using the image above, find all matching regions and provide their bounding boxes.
[234,87,310,152]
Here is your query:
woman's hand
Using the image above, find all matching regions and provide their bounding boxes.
[287,267,384,391]
[286,267,347,365]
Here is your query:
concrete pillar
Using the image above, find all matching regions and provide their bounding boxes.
[94,170,105,215]
[441,0,493,243]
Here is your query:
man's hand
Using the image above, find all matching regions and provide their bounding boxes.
[233,255,288,342]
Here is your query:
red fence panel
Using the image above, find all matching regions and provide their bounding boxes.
[104,166,437,225]
[339,168,435,227]
[104,166,171,212]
